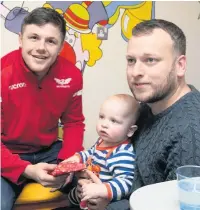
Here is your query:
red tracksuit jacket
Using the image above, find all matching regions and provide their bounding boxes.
[1,49,85,184]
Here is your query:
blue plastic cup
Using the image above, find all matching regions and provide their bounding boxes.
[176,165,200,210]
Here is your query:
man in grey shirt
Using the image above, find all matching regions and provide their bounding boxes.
[76,19,200,210]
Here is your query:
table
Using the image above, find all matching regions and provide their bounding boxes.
[129,180,180,210]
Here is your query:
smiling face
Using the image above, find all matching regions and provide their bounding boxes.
[19,23,63,77]
[96,96,139,146]
[126,29,179,104]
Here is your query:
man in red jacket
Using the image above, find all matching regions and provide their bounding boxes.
[1,7,85,210]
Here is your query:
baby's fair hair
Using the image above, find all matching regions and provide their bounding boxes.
[107,94,140,123]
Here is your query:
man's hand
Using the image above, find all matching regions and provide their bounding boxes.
[82,183,108,200]
[23,163,68,188]
[87,197,110,210]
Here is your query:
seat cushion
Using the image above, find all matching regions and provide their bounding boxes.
[15,183,63,204]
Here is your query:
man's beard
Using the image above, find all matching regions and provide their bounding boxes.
[132,66,177,104]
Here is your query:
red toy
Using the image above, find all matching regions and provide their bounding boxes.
[50,162,86,176]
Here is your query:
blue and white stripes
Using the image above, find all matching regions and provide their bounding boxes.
[78,139,135,201]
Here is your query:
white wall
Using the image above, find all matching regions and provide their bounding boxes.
[155,1,200,89]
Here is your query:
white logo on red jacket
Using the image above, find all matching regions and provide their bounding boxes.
[73,90,82,97]
[9,82,27,90]
[54,78,72,88]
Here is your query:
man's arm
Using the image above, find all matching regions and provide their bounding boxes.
[1,141,69,188]
[165,128,200,180]
[58,72,85,160]
[1,142,31,184]
[1,96,31,184]
[1,103,68,186]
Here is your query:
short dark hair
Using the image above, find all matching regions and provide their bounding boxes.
[132,19,186,56]
[21,7,66,41]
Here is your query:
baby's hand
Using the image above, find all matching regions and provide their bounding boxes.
[81,183,108,201]
[62,154,80,163]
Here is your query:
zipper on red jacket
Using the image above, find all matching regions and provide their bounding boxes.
[37,81,42,90]
[38,84,42,90]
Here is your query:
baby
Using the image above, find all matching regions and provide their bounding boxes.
[66,94,140,208]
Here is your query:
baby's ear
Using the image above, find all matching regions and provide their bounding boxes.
[127,125,138,137]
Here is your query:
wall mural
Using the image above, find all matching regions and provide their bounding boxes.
[1,1,155,139]
[1,1,155,73]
